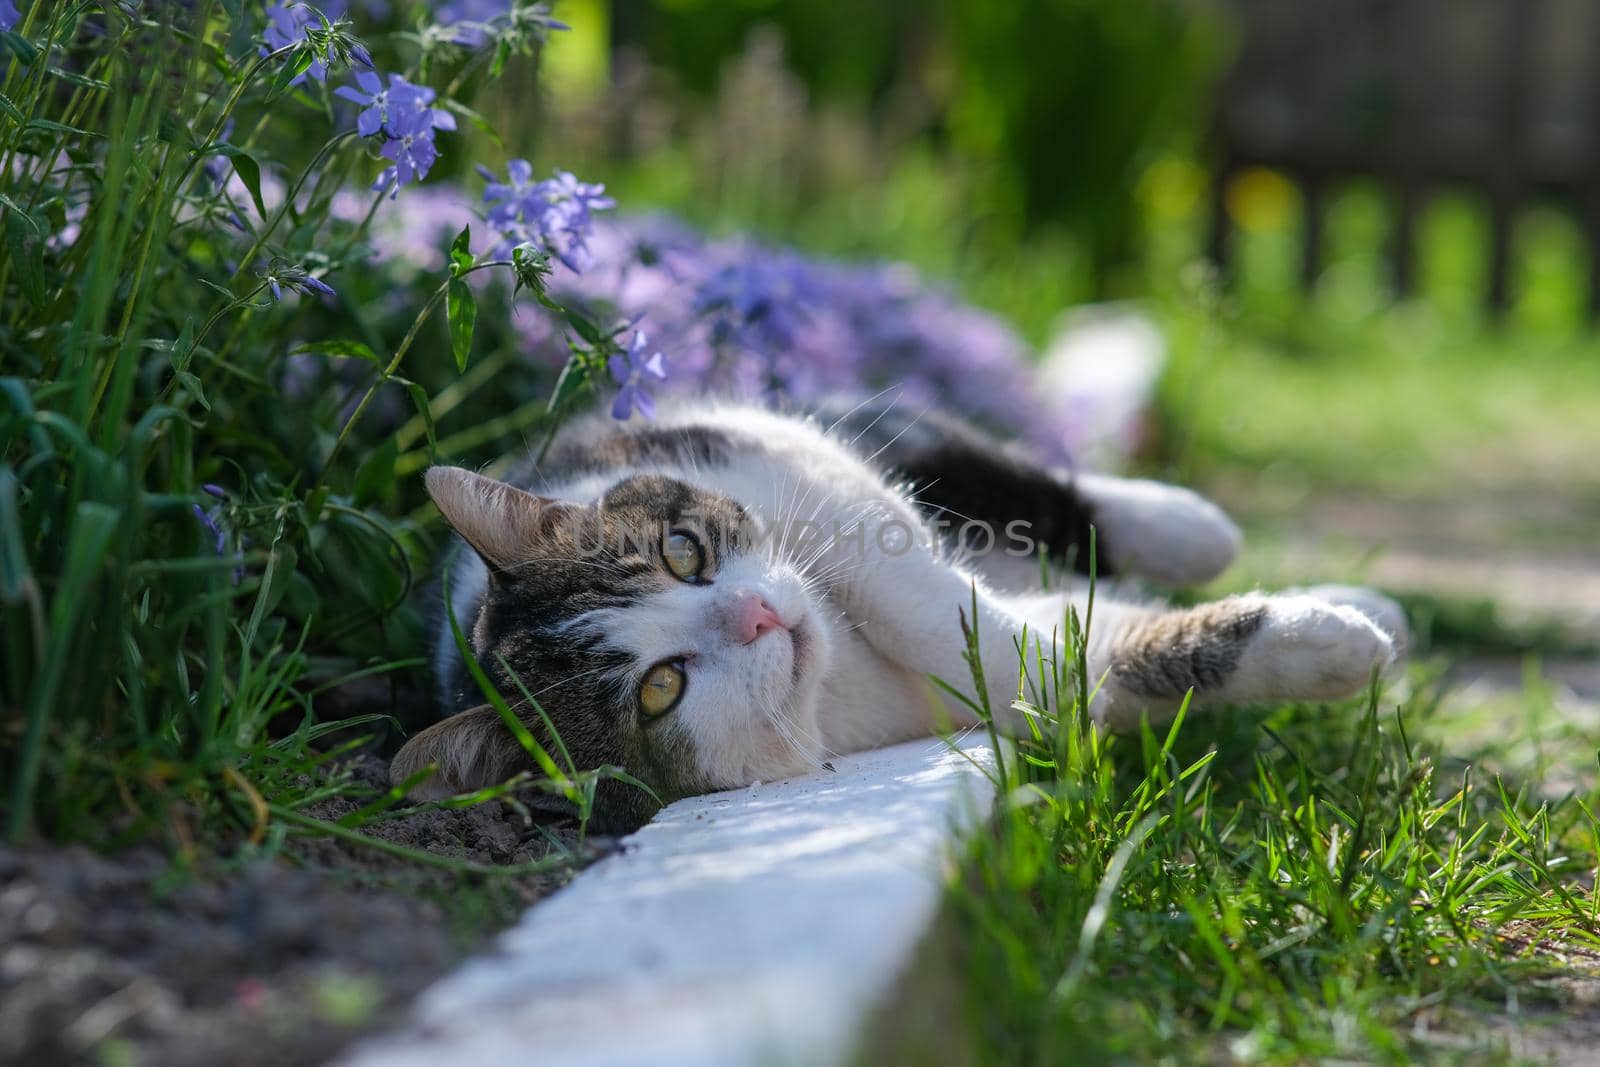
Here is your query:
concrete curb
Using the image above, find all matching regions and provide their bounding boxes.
[340,733,998,1067]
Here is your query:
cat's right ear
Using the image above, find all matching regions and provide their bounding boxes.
[425,466,570,574]
[390,704,523,800]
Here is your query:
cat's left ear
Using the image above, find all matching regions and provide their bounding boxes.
[390,704,523,800]
[425,466,572,574]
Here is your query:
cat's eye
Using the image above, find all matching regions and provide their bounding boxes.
[663,530,705,582]
[638,660,686,718]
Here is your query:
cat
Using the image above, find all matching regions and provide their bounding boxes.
[392,396,1407,832]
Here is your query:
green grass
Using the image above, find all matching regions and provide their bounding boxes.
[935,598,1600,1065]
[0,2,625,886]
[6,6,1598,1060]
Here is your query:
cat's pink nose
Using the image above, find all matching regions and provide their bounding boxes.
[728,591,786,645]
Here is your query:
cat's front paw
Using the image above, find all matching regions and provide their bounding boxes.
[1077,475,1241,587]
[1236,595,1396,702]
[1291,584,1411,657]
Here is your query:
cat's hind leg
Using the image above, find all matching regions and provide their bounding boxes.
[1074,474,1241,588]
[816,397,1240,588]
[1083,592,1398,731]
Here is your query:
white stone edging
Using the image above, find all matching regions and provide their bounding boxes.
[340,733,997,1067]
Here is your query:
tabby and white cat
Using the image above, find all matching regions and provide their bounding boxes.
[393,397,1406,831]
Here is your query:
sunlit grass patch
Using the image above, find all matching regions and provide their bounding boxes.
[944,595,1600,1064]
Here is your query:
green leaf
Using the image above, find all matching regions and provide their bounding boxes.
[544,353,591,415]
[175,370,209,411]
[0,31,39,65]
[170,316,197,372]
[270,47,316,95]
[565,309,604,345]
[0,467,30,604]
[0,92,23,124]
[448,224,473,277]
[446,278,476,373]
[0,193,41,232]
[353,437,397,507]
[292,339,381,364]
[22,118,99,139]
[4,210,46,309]
[211,144,267,220]
[394,378,437,453]
[255,544,299,627]
[47,66,110,91]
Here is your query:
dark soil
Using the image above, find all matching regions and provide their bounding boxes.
[1,757,594,1067]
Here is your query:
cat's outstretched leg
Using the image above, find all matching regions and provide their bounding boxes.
[1081,592,1400,731]
[817,398,1239,588]
[1072,474,1240,587]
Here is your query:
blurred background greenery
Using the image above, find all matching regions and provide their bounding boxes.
[504,0,1600,509]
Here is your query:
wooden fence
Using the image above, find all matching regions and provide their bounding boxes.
[1207,0,1600,312]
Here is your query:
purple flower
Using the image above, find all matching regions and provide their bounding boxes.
[607,330,668,420]
[694,254,817,353]
[192,492,246,585]
[528,215,1087,461]
[372,109,441,198]
[479,162,615,270]
[337,71,455,139]
[342,72,454,197]
[191,504,227,556]
[0,0,17,32]
[336,70,394,137]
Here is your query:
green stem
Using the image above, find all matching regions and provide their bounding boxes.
[227,132,357,286]
[155,282,272,406]
[393,346,514,451]
[317,260,511,482]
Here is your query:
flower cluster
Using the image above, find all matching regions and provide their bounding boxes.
[514,216,1078,455]
[478,161,616,270]
[338,71,455,197]
[335,181,1109,450]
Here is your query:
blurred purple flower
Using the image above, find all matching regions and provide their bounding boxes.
[192,503,227,555]
[333,182,483,272]
[434,0,506,46]
[695,253,817,352]
[436,0,567,48]
[537,216,1077,461]
[607,330,668,420]
[0,0,18,31]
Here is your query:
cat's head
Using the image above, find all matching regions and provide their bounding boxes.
[392,466,833,832]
